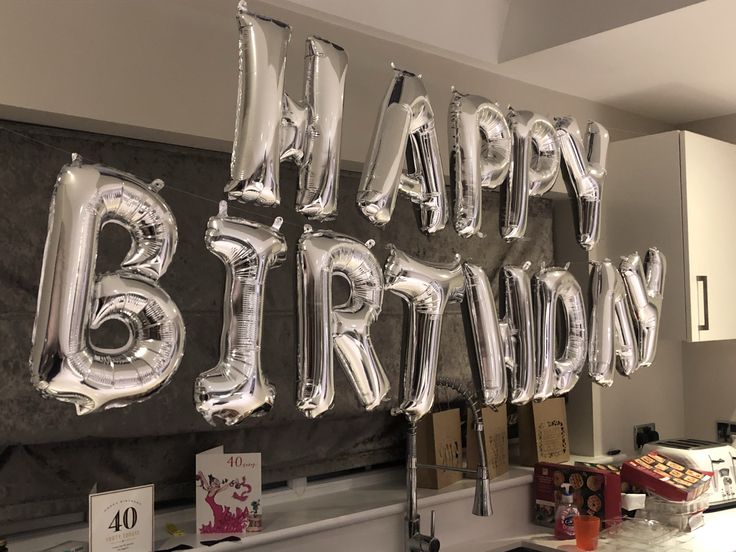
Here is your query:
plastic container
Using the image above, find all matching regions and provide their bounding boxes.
[645,493,709,515]
[574,515,601,551]
[642,493,709,532]
[597,517,694,551]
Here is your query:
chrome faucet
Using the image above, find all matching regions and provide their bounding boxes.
[405,378,493,552]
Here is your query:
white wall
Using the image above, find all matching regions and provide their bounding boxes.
[0,0,681,455]
[0,0,671,191]
[684,113,736,145]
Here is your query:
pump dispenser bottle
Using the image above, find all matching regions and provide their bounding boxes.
[554,482,579,539]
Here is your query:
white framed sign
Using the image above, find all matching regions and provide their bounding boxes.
[88,484,154,552]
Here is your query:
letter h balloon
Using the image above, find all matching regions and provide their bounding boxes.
[227,1,348,221]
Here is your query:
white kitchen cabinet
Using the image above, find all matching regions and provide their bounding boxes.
[599,130,736,342]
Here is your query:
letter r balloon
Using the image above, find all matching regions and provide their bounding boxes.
[297,228,389,419]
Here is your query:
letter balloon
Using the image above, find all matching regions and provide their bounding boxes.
[556,117,609,250]
[384,247,464,422]
[620,248,666,369]
[533,265,587,400]
[357,66,448,234]
[449,90,512,238]
[501,263,537,405]
[462,263,508,407]
[502,110,560,241]
[194,202,287,425]
[227,1,348,220]
[588,248,666,386]
[587,259,638,386]
[29,155,185,415]
[297,228,389,418]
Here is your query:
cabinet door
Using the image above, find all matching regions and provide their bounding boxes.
[598,131,686,342]
[682,132,736,341]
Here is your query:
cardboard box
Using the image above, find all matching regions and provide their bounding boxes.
[534,462,622,529]
[466,405,509,480]
[518,397,570,465]
[416,408,463,489]
[621,452,712,501]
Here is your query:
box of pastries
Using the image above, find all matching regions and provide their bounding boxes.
[621,452,712,501]
[534,462,622,528]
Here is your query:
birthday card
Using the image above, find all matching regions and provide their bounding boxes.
[195,447,262,540]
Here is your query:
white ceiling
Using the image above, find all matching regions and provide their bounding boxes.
[265,0,734,124]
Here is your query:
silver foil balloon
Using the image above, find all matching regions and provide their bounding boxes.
[533,265,587,399]
[194,202,287,425]
[502,110,560,241]
[297,227,389,418]
[620,248,666,370]
[587,260,638,386]
[449,90,512,238]
[384,246,464,422]
[556,117,609,250]
[357,66,448,234]
[500,263,536,405]
[29,155,185,415]
[227,1,348,220]
[462,263,507,407]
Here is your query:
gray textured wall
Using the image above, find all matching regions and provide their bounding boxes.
[0,120,553,524]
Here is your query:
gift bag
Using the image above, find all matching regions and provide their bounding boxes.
[518,397,570,465]
[416,408,463,489]
[467,404,509,479]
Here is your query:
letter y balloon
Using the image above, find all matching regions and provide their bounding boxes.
[587,248,666,387]
[620,248,666,369]
[556,117,609,250]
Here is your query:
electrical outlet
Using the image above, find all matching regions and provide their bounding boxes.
[634,423,657,450]
[716,420,736,443]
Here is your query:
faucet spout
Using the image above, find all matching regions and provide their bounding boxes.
[473,465,492,517]
[404,378,494,551]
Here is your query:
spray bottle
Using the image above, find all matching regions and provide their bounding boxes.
[554,483,579,540]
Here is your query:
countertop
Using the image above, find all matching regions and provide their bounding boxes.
[8,467,535,551]
[11,463,736,552]
[442,507,736,552]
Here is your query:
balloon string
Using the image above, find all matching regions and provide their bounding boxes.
[0,124,309,231]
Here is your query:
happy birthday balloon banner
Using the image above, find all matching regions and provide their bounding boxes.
[30,157,665,424]
[228,2,609,248]
[28,3,662,425]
